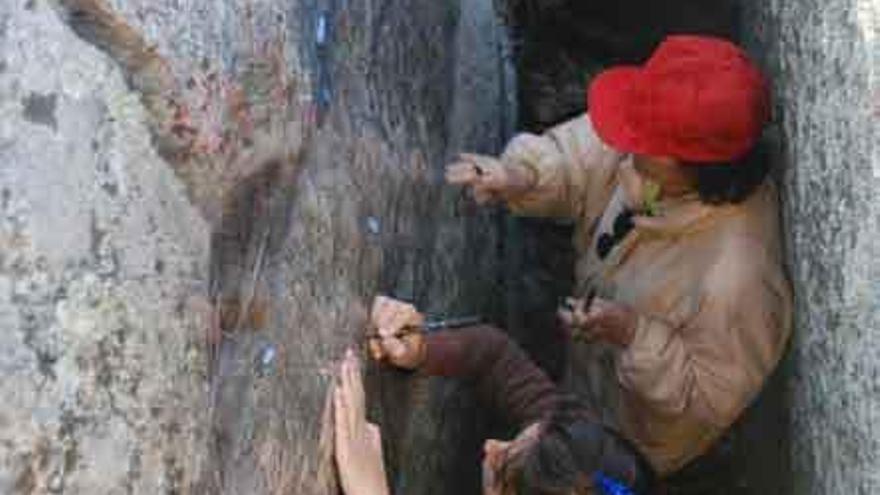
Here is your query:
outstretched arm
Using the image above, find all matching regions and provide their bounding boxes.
[422,326,560,428]
[368,296,559,428]
[447,115,622,220]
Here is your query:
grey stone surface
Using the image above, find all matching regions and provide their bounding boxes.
[1,0,511,493]
[743,1,879,493]
[0,1,210,493]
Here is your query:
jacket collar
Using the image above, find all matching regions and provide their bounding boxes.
[632,193,724,235]
[632,181,775,236]
[615,156,733,236]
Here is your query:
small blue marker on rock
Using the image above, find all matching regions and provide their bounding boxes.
[315,12,329,47]
[366,216,381,235]
[256,343,277,376]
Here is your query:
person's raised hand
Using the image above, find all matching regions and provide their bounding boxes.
[367,295,426,369]
[334,349,390,495]
[558,296,638,348]
[445,153,516,204]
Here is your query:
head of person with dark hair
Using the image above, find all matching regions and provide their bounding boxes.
[685,141,772,205]
[624,139,772,210]
[483,396,654,495]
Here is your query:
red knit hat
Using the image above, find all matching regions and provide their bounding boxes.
[588,35,770,163]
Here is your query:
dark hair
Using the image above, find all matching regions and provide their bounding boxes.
[498,396,654,494]
[685,141,772,205]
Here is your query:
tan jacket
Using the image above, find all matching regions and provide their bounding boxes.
[499,114,793,475]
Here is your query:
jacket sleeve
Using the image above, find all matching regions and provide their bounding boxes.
[615,254,792,428]
[422,326,559,428]
[500,114,622,219]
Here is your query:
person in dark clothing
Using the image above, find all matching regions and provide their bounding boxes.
[334,296,654,495]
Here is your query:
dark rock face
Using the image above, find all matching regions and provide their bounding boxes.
[504,0,739,130]
[204,2,512,492]
[743,1,879,494]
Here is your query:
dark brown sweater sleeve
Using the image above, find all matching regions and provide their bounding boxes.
[421,325,559,428]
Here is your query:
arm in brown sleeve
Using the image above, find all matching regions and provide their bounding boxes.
[421,325,559,428]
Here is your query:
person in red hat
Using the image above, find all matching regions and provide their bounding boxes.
[335,35,792,494]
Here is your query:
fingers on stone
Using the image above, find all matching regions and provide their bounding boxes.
[368,338,384,360]
[371,296,388,324]
[344,352,360,391]
[446,162,477,183]
[334,383,349,440]
[367,423,382,449]
[459,152,486,164]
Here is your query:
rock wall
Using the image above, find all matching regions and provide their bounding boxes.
[742,1,879,494]
[0,1,211,493]
[0,0,512,493]
[5,0,877,493]
[203,0,511,493]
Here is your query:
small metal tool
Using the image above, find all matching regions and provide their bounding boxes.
[561,290,598,342]
[364,315,483,340]
[584,289,597,311]
[561,289,597,314]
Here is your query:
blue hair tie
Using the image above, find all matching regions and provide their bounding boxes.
[594,471,635,495]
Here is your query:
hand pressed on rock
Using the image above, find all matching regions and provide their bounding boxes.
[558,296,638,348]
[334,349,390,495]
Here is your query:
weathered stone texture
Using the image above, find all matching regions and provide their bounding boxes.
[0,1,210,493]
[202,1,511,492]
[742,0,879,493]
[1,0,511,493]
